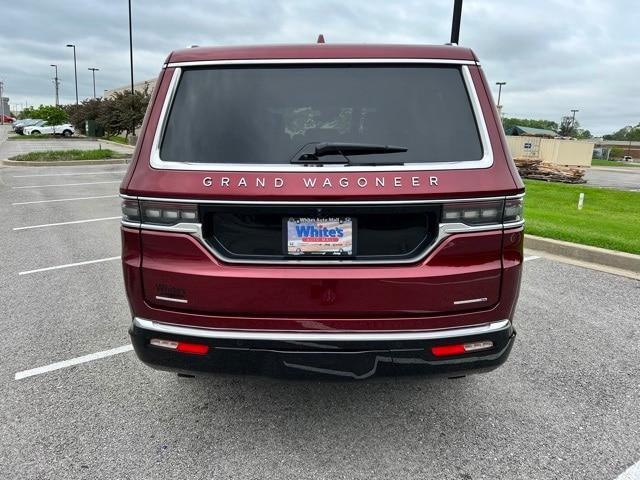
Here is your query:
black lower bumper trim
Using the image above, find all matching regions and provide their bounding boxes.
[129,323,515,380]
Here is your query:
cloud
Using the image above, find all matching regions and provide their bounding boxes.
[1,0,637,134]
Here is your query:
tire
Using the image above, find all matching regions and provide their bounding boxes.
[30,130,41,135]
[62,130,72,138]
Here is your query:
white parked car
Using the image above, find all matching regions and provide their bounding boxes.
[23,122,75,137]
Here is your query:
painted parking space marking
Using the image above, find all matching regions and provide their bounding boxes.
[614,459,640,480]
[14,344,133,380]
[12,170,126,178]
[13,216,120,231]
[524,256,540,262]
[12,194,119,205]
[12,180,121,189]
[19,256,120,275]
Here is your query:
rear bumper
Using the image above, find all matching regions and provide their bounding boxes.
[130,317,516,379]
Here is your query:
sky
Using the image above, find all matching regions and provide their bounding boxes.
[1,0,638,135]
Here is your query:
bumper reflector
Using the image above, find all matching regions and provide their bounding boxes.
[431,340,493,357]
[150,338,209,355]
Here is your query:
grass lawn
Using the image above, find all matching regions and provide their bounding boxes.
[591,159,640,168]
[524,179,640,255]
[9,149,129,162]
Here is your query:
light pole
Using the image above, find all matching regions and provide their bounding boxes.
[570,109,579,127]
[88,68,99,99]
[0,80,5,125]
[128,0,136,141]
[66,44,79,104]
[496,82,506,107]
[50,64,60,106]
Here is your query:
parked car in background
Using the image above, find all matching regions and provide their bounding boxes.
[23,122,75,137]
[0,114,15,123]
[622,155,633,162]
[13,119,45,134]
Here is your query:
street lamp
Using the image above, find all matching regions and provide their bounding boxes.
[128,0,136,141]
[88,67,99,99]
[50,64,60,106]
[496,81,506,107]
[66,44,78,104]
[570,109,579,127]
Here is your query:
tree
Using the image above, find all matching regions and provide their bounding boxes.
[603,123,640,141]
[558,116,579,137]
[20,105,68,124]
[502,117,559,133]
[109,86,151,138]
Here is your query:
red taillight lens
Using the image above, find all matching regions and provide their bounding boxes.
[431,340,493,357]
[176,342,209,355]
[150,338,209,355]
[431,344,466,357]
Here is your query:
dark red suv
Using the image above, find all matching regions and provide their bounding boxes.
[121,43,524,379]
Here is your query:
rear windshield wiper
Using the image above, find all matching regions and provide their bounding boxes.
[290,142,407,165]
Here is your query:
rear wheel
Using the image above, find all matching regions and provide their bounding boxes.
[31,130,41,135]
[62,130,72,137]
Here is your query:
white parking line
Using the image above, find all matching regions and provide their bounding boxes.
[615,460,640,480]
[12,194,119,205]
[12,171,126,178]
[12,180,121,189]
[14,344,134,380]
[13,216,120,231]
[19,256,120,275]
[524,256,540,262]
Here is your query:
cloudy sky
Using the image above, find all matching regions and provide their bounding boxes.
[1,0,638,135]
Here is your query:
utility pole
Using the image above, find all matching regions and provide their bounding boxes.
[66,44,79,104]
[128,0,136,141]
[50,64,60,106]
[450,0,463,45]
[0,80,5,125]
[495,82,506,107]
[88,67,99,99]
[570,109,579,128]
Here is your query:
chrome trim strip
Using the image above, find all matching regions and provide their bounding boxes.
[155,296,188,304]
[120,193,519,205]
[149,62,492,172]
[133,317,510,342]
[453,297,488,305]
[165,58,478,68]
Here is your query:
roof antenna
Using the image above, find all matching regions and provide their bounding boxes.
[317,34,325,44]
[450,0,463,45]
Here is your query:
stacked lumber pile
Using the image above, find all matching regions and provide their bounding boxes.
[514,158,586,184]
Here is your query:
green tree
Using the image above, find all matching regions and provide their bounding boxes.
[19,105,68,124]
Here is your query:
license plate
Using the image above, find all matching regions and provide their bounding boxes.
[286,217,354,256]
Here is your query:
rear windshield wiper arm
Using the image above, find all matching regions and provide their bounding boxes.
[291,142,407,165]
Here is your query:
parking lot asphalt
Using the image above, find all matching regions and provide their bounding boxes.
[585,166,640,191]
[1,163,639,480]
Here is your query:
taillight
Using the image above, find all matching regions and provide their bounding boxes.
[503,197,524,223]
[442,196,524,226]
[121,199,198,226]
[431,340,493,357]
[442,200,504,226]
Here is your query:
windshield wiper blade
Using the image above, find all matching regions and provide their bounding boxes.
[315,142,407,157]
[291,142,407,165]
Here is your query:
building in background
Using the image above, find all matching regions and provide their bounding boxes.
[104,79,156,98]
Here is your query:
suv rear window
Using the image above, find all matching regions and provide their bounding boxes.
[160,65,483,165]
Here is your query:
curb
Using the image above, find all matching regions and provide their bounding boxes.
[524,234,640,274]
[99,139,135,149]
[1,158,130,167]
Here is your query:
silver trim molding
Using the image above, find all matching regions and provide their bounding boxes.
[165,58,478,68]
[453,297,488,305]
[155,296,188,304]
[149,62,493,172]
[133,317,511,342]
